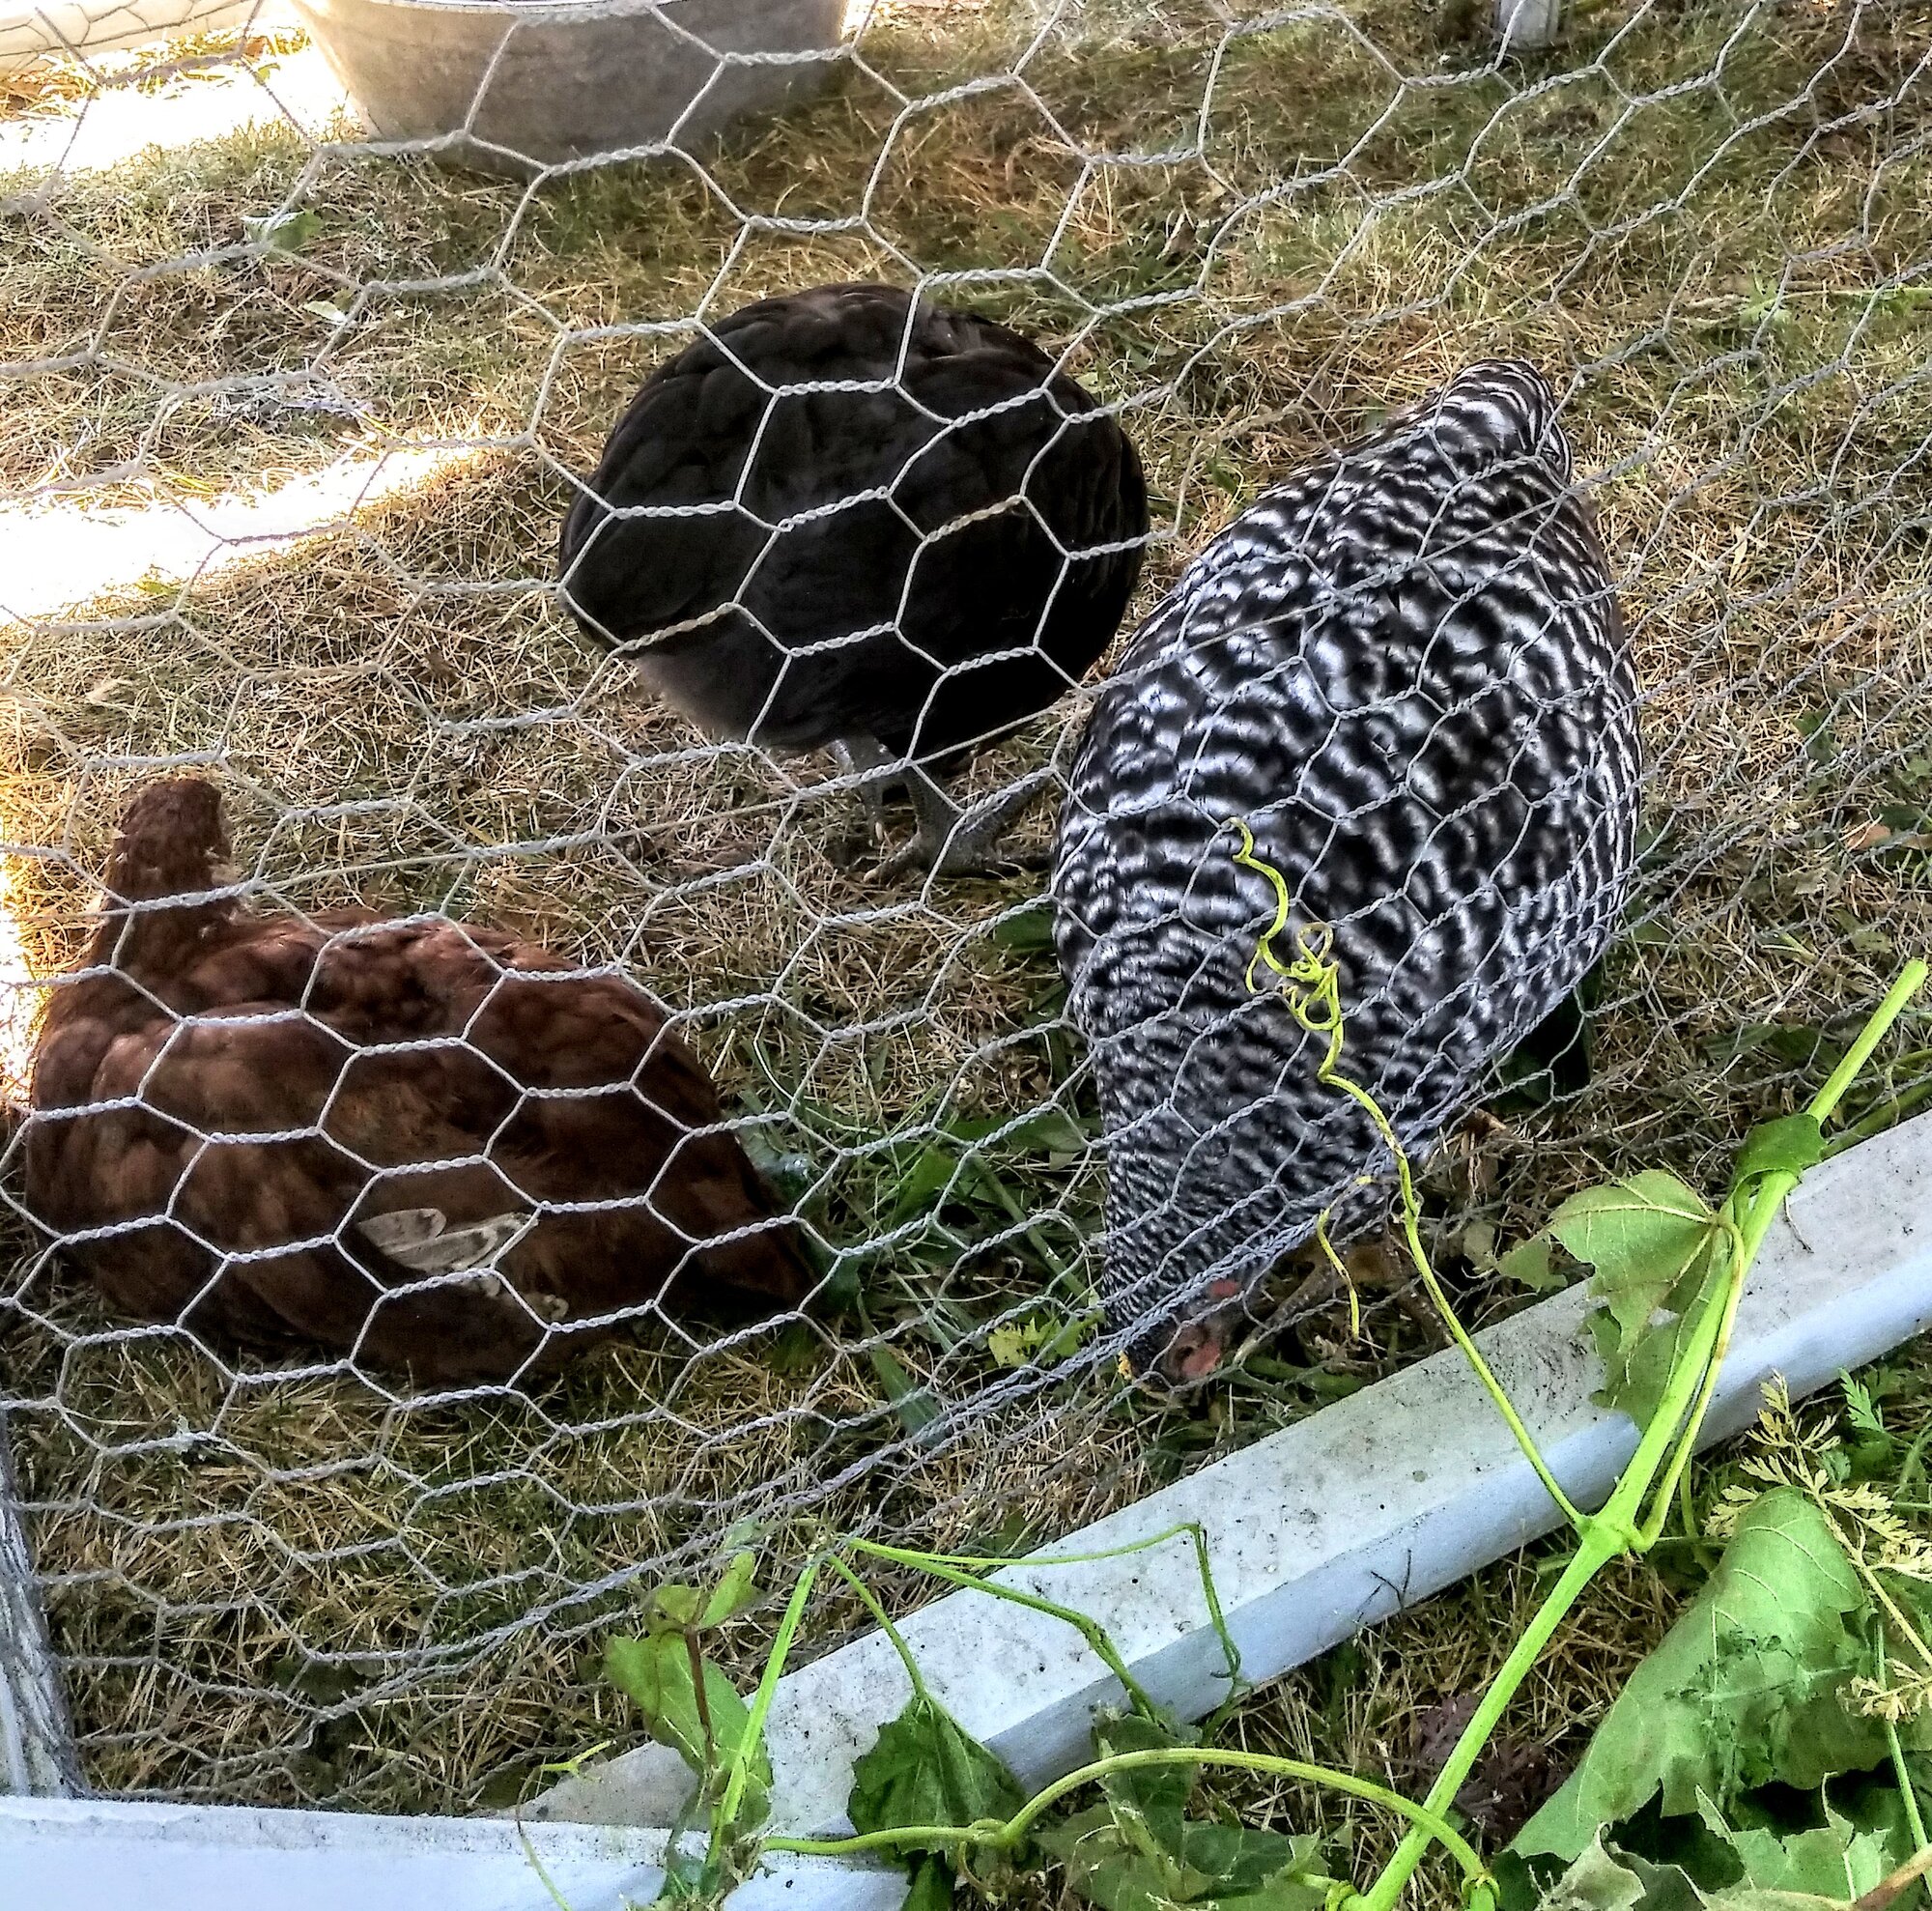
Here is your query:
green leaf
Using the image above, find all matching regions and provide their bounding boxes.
[988,1319,1047,1369]
[1513,1489,1886,1866]
[1586,1295,1713,1436]
[1731,1116,1825,1185]
[1554,1171,1725,1431]
[1042,1802,1218,1911]
[1530,1843,1853,1911]
[651,1583,703,1629]
[242,208,322,255]
[847,1694,1026,1855]
[1841,1373,1885,1436]
[603,1633,771,1820]
[1038,1712,1335,1910]
[1723,1023,1829,1069]
[1463,1219,1499,1267]
[1092,1707,1200,1825]
[1694,1793,1893,1899]
[1032,1111,1094,1163]
[1692,1889,1848,1911]
[1500,1234,1561,1292]
[698,1551,759,1630]
[900,1854,957,1911]
[652,1844,714,1901]
[987,1312,1091,1371]
[888,1146,964,1227]
[990,901,1055,953]
[1527,1811,1897,1911]
[1794,712,1835,766]
[1040,1811,1332,1911]
[1533,1837,1647,1911]
[1553,1172,1716,1331]
[869,1345,943,1440]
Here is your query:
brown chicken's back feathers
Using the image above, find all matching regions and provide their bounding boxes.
[24,778,812,1385]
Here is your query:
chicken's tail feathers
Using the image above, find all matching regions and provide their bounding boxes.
[99,778,231,906]
[82,777,238,976]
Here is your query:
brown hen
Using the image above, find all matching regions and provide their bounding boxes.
[21,778,813,1386]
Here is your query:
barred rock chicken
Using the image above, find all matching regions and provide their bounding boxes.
[557,282,1149,874]
[1053,361,1640,1379]
[22,779,812,1386]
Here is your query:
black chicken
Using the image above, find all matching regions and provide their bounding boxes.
[558,282,1149,874]
[1052,361,1641,1378]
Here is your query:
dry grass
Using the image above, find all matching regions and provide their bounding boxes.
[0,0,1930,1828]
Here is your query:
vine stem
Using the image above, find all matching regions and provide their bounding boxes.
[1325,1067,1587,1530]
[1230,821,1585,1528]
[1879,1647,1928,1856]
[709,1556,822,1870]
[845,1537,1164,1721]
[1356,956,1927,1911]
[844,1524,1243,1706]
[1643,956,1930,1541]
[819,1554,932,1702]
[766,1746,1491,1894]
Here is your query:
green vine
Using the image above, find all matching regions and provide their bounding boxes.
[579,818,1929,1911]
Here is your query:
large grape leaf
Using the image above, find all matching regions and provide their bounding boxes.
[1513,1490,1886,1864]
[1532,1838,1858,1911]
[1550,1171,1728,1430]
[1695,1796,1894,1901]
[848,1693,1026,1911]
[848,1692,1025,1850]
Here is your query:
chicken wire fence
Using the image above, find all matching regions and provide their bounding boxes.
[0,0,1928,1820]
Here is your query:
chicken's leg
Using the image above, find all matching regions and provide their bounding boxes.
[878,760,1056,878]
[827,735,899,868]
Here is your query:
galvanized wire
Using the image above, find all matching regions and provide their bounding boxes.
[0,0,1926,1813]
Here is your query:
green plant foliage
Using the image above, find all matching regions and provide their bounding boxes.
[603,1633,772,1824]
[1498,1235,1562,1292]
[563,961,1927,1911]
[1697,1798,1894,1899]
[848,1692,1029,1908]
[1545,1170,1728,1430]
[900,1855,959,1910]
[1514,1490,1888,1865]
[1037,1711,1340,1911]
[1730,1116,1827,1184]
[849,1694,1028,1852]
[867,1343,944,1440]
[1530,1831,1870,1911]
[1533,1836,1649,1911]
[649,1551,760,1634]
[241,207,322,254]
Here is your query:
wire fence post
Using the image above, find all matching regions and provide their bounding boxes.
[0,1417,79,1799]
[1496,0,1562,49]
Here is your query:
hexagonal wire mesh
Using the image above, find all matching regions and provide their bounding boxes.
[0,0,1927,1820]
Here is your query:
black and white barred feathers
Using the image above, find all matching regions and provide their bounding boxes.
[1052,361,1641,1377]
